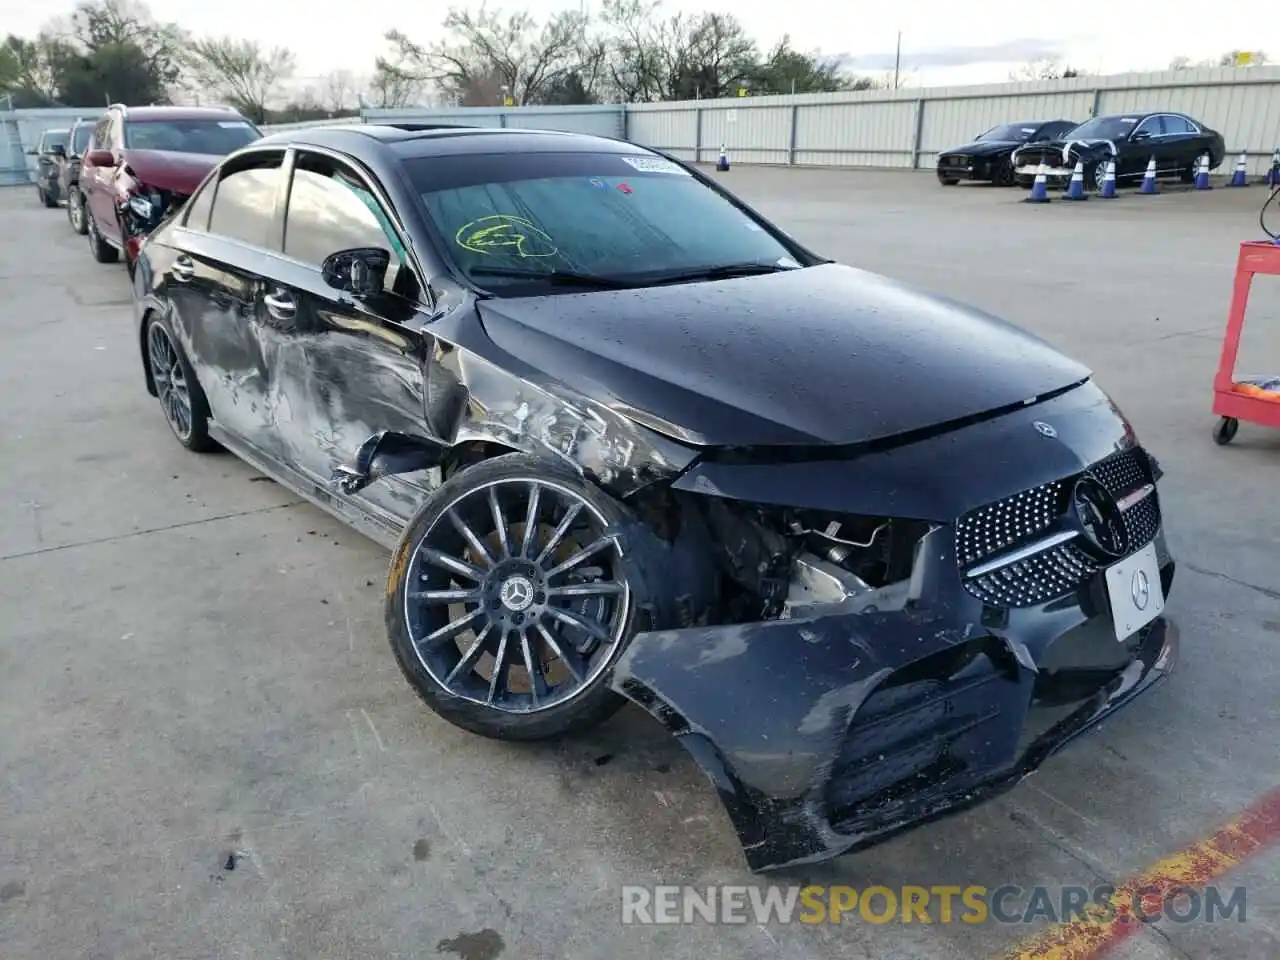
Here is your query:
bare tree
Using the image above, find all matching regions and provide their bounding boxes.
[323,68,356,112]
[1009,57,1083,81]
[186,37,295,123]
[366,58,422,108]
[382,5,589,106]
[598,0,759,101]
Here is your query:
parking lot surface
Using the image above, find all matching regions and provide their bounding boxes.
[2,169,1278,960]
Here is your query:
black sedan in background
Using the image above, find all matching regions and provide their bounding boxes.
[131,124,1177,873]
[936,119,1077,185]
[1013,111,1226,189]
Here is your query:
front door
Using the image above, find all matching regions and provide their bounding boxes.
[264,148,434,523]
[162,150,289,459]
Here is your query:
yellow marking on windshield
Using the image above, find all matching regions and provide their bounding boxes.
[455,215,558,258]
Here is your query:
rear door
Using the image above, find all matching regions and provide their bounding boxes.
[1161,114,1202,171]
[162,149,290,458]
[265,147,433,520]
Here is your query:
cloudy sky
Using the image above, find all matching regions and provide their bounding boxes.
[2,0,1275,88]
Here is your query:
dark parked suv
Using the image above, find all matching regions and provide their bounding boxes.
[29,128,69,207]
[59,116,100,234]
[80,103,262,270]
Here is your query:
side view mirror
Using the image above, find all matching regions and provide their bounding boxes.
[25,148,36,156]
[86,149,116,167]
[322,247,390,299]
[51,144,66,158]
[1131,131,1151,142]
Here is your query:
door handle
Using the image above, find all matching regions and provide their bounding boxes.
[171,256,195,282]
[263,289,296,320]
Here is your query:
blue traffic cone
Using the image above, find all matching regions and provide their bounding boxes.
[1063,160,1088,200]
[716,145,730,171]
[1139,156,1158,195]
[1194,153,1212,190]
[1266,148,1280,186]
[1099,159,1118,198]
[1024,162,1050,203]
[1229,151,1249,187]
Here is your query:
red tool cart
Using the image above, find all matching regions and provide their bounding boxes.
[1211,241,1280,444]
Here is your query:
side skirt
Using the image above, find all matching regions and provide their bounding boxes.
[208,421,407,551]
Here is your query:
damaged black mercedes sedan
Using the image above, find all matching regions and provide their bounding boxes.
[132,123,1178,872]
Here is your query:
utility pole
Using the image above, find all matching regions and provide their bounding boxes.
[893,31,902,90]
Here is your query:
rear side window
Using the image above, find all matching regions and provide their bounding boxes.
[183,178,215,232]
[207,155,283,247]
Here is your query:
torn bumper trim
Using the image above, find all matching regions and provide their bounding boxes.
[611,597,1178,873]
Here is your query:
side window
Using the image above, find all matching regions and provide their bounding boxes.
[1134,116,1168,138]
[93,118,110,151]
[182,177,216,232]
[207,154,283,247]
[283,153,406,292]
[1166,116,1195,134]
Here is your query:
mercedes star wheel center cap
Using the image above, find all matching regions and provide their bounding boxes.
[500,576,535,612]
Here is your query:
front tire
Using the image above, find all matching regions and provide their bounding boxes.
[386,454,644,742]
[145,314,216,452]
[994,157,1016,186]
[938,176,960,186]
[39,186,57,208]
[86,209,119,263]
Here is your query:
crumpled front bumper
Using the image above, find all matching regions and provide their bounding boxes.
[609,526,1178,873]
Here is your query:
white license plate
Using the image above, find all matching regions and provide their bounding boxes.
[1105,541,1165,642]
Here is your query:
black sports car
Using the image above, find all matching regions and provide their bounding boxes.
[936,119,1078,185]
[132,124,1179,873]
[1013,111,1226,190]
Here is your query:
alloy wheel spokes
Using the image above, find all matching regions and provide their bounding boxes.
[404,478,629,714]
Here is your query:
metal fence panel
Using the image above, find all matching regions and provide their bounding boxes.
[1,107,95,186]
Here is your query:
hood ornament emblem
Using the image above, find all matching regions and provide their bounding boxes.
[1033,421,1057,438]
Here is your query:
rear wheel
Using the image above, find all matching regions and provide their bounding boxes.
[86,209,119,263]
[38,186,56,208]
[938,176,959,186]
[146,314,215,452]
[68,189,88,235]
[386,454,643,741]
[1180,160,1197,184]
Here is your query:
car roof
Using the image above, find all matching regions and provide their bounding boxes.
[41,128,70,137]
[115,105,249,123]
[252,123,651,160]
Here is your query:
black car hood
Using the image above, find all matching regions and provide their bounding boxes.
[474,263,1090,447]
[944,139,1022,157]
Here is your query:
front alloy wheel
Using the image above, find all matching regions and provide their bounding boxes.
[387,456,639,741]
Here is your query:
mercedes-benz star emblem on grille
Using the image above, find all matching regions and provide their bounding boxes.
[1072,476,1130,558]
[1131,569,1151,611]
[1033,421,1057,438]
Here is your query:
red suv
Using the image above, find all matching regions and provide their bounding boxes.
[80,104,262,271]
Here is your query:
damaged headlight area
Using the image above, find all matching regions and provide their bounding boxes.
[629,486,935,628]
[122,187,184,239]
